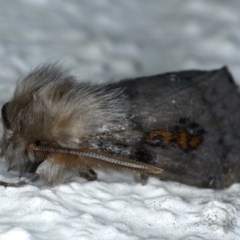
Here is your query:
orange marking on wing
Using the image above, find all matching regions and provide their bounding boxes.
[146,129,174,146]
[176,128,189,150]
[189,135,202,149]
[146,126,204,152]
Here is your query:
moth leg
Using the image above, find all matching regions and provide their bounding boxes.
[36,158,70,185]
[140,173,149,185]
[79,169,97,181]
[0,180,26,188]
[0,180,19,187]
[0,174,39,188]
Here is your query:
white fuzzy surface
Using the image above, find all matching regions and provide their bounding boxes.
[0,1,240,239]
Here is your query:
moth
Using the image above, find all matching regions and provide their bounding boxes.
[1,64,240,188]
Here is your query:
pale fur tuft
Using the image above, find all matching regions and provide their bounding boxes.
[1,64,129,183]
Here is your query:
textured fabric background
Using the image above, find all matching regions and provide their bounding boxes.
[0,1,240,239]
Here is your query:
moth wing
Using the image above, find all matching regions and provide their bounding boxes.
[112,67,240,188]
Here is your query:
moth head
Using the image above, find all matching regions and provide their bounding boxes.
[0,64,128,175]
[1,101,29,172]
[1,102,12,153]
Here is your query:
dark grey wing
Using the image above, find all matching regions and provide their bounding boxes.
[114,67,240,188]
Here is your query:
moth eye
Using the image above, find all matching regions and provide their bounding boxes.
[1,102,11,130]
[35,140,41,146]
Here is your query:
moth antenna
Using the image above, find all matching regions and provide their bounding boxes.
[29,144,163,175]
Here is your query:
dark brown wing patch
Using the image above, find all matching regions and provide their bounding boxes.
[145,118,205,152]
